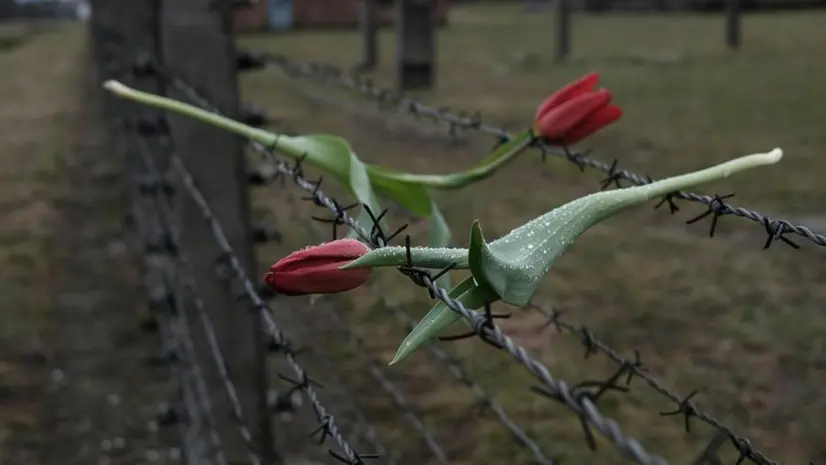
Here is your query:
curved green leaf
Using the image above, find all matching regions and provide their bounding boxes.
[341,245,469,270]
[283,136,384,236]
[104,83,786,350]
[479,148,787,306]
[389,275,499,365]
[368,169,434,216]
[367,131,534,190]
[427,202,452,288]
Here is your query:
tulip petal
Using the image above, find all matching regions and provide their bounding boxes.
[535,89,612,141]
[265,238,372,296]
[267,266,372,295]
[561,104,622,145]
[270,239,369,272]
[534,72,599,121]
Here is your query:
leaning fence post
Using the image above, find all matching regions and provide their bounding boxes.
[159,0,273,463]
[725,0,741,49]
[395,0,435,91]
[555,0,571,62]
[358,0,379,70]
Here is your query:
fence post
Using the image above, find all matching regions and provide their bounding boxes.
[725,0,741,49]
[159,0,273,463]
[395,0,435,91]
[555,0,571,62]
[89,0,167,251]
[358,0,379,70]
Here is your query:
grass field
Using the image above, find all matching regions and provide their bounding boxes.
[0,23,176,464]
[0,22,77,455]
[238,4,826,465]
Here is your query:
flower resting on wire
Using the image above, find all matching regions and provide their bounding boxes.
[533,71,622,146]
[264,239,373,296]
[341,148,785,364]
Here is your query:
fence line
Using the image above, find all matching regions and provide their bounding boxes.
[248,50,816,250]
[86,3,810,465]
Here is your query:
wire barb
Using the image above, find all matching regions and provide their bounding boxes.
[98,33,810,465]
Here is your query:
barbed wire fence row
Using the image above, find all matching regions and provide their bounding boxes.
[86,2,816,465]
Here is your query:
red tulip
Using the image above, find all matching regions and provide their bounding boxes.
[533,72,622,146]
[264,239,372,296]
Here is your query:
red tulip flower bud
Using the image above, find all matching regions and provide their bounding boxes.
[264,239,372,296]
[533,72,622,146]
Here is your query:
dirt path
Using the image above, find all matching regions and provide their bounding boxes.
[0,25,174,465]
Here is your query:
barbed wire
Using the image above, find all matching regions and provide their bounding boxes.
[274,133,555,465]
[171,148,377,465]
[181,55,806,465]
[235,57,796,465]
[286,322,400,465]
[239,47,818,465]
[242,49,813,251]
[140,60,671,465]
[131,123,265,465]
[92,23,806,465]
[97,33,377,465]
[104,97,228,465]
[249,139,455,465]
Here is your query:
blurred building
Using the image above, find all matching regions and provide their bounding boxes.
[2,0,86,20]
[233,0,449,32]
[455,0,825,11]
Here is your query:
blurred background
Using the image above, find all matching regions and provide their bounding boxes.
[2,1,825,465]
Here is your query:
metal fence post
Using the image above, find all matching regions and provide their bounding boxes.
[725,0,741,49]
[395,0,435,91]
[159,0,273,463]
[358,0,379,71]
[89,0,167,253]
[555,0,571,62]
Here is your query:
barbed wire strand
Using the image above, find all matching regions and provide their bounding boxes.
[110,105,228,465]
[170,152,372,465]
[270,188,453,465]
[132,121,265,465]
[253,50,813,251]
[287,320,400,465]
[277,154,554,465]
[238,52,799,465]
[152,68,670,465]
[100,33,375,465]
[524,303,783,465]
[97,33,792,465]
[319,302,451,465]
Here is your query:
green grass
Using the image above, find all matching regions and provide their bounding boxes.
[0,25,87,453]
[0,20,63,50]
[239,4,826,465]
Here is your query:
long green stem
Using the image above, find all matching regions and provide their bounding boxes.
[369,134,534,189]
[103,80,535,190]
[630,148,783,201]
[104,80,280,148]
[342,148,784,273]
[341,246,469,270]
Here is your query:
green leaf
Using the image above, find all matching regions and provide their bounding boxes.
[286,135,385,236]
[368,167,434,216]
[104,83,785,315]
[340,245,469,270]
[427,201,452,289]
[470,219,538,307]
[389,275,499,365]
[280,134,351,182]
[474,148,787,307]
[367,131,534,190]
